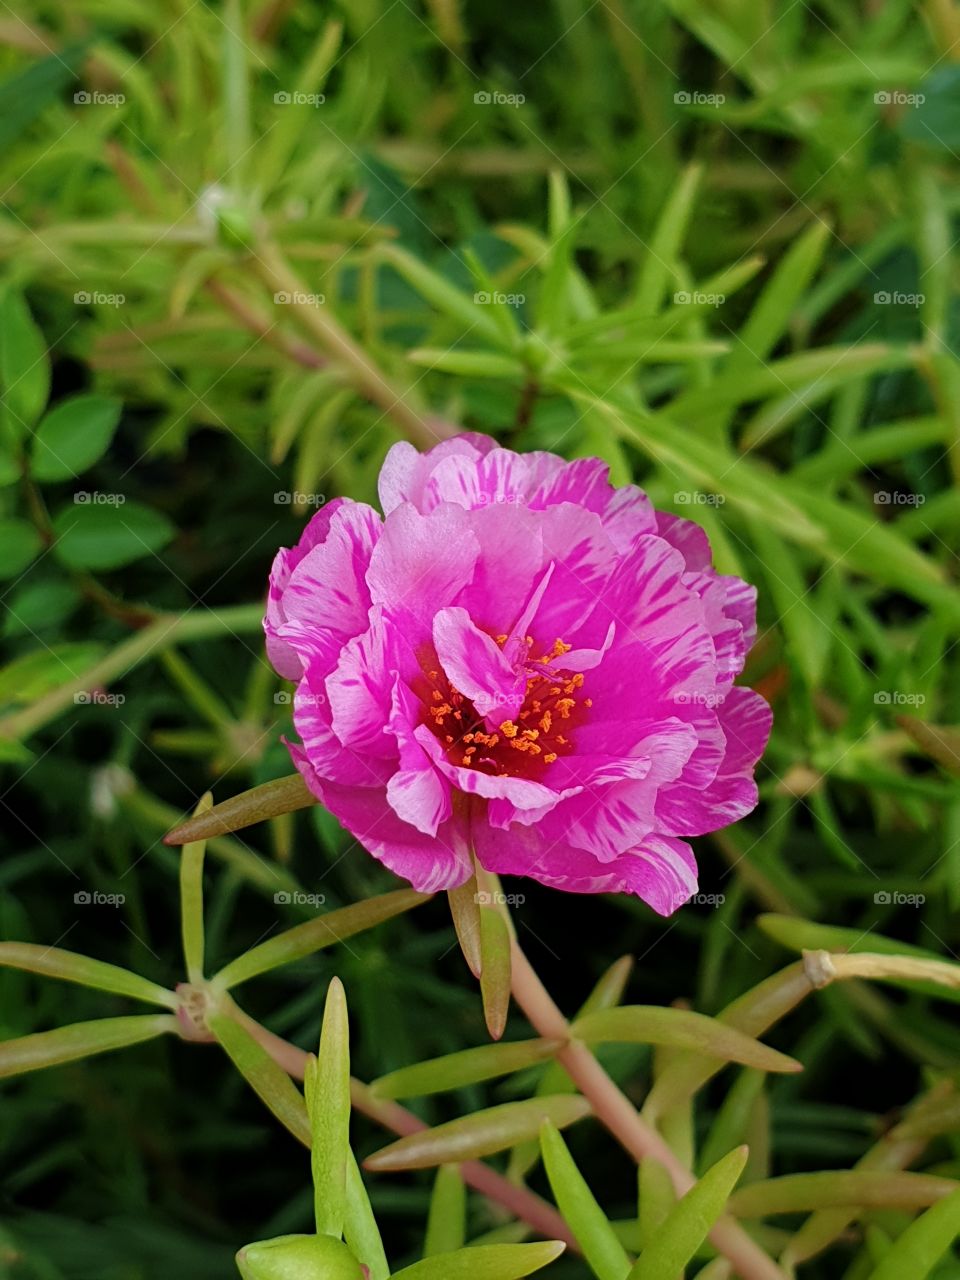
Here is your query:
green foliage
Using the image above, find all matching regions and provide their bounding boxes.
[1,0,960,1276]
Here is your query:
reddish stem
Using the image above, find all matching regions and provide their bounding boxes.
[509,938,789,1280]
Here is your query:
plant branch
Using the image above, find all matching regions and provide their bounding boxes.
[0,604,265,743]
[250,241,446,450]
[509,937,790,1280]
[228,1002,579,1252]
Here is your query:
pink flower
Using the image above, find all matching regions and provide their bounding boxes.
[265,434,771,915]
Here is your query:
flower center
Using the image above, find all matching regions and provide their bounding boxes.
[421,635,592,779]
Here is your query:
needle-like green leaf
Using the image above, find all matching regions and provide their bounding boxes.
[866,1184,960,1280]
[163,773,315,844]
[480,906,512,1041]
[206,1008,310,1146]
[213,889,430,988]
[424,1166,466,1256]
[540,1121,632,1280]
[572,1006,801,1073]
[0,943,176,1008]
[304,977,351,1239]
[0,1014,176,1080]
[391,1242,566,1279]
[628,1147,748,1278]
[180,790,212,982]
[365,1095,592,1171]
[371,1038,563,1099]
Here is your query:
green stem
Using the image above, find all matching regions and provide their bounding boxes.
[251,241,440,449]
[0,605,264,743]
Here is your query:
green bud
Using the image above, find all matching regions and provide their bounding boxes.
[217,206,257,250]
[236,1234,365,1280]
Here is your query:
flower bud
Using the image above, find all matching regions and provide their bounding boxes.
[236,1234,365,1280]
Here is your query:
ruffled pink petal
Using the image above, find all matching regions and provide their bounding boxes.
[528,505,620,641]
[655,511,713,571]
[282,503,382,645]
[318,779,471,893]
[433,606,524,722]
[454,504,550,639]
[366,502,480,625]
[473,818,697,914]
[378,436,494,515]
[384,679,451,837]
[717,685,772,773]
[326,607,417,757]
[422,448,532,512]
[415,725,561,813]
[530,720,698,861]
[655,687,772,836]
[264,498,351,678]
[386,767,450,838]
